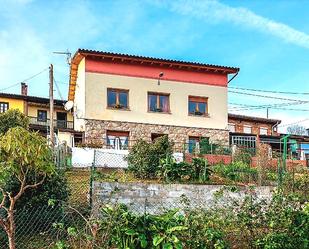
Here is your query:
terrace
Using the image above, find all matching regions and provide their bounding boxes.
[29,116,74,130]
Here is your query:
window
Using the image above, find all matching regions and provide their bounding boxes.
[107,88,129,109]
[260,127,268,135]
[188,136,209,154]
[188,96,208,116]
[243,125,252,134]
[37,110,47,122]
[228,123,236,132]
[106,130,129,150]
[148,92,170,113]
[151,133,167,142]
[0,102,9,113]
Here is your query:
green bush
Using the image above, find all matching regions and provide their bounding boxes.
[2,170,69,235]
[233,148,254,165]
[0,109,29,135]
[157,156,191,182]
[157,157,212,183]
[127,136,173,179]
[191,157,212,182]
[213,161,258,183]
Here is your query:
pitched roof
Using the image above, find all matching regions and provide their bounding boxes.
[68,49,240,100]
[0,92,65,106]
[228,113,281,125]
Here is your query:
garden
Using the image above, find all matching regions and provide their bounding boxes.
[0,110,308,249]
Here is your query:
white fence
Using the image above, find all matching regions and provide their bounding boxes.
[72,147,183,168]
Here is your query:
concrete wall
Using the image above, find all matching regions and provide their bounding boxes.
[93,182,273,214]
[84,72,228,130]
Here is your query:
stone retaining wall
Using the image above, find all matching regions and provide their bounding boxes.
[85,119,229,148]
[93,181,273,214]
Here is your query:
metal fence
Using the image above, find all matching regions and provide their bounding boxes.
[1,165,308,249]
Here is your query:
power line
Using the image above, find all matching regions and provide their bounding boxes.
[54,78,64,101]
[229,107,309,112]
[228,90,308,102]
[229,86,309,95]
[278,118,309,127]
[0,67,49,92]
[229,100,309,111]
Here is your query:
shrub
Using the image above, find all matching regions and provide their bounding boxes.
[233,147,254,165]
[4,169,69,211]
[0,109,29,135]
[213,161,258,183]
[127,136,173,179]
[157,157,212,183]
[157,156,191,182]
[191,157,212,182]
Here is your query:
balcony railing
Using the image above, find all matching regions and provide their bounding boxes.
[29,117,74,129]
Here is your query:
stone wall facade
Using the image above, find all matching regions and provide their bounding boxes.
[85,119,229,149]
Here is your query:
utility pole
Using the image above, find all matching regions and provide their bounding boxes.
[49,64,54,146]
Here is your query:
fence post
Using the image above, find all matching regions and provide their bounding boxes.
[89,149,96,209]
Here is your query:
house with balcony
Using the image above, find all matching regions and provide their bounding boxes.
[68,49,239,150]
[228,113,281,150]
[0,83,79,146]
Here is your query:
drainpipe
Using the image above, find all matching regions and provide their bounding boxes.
[271,121,280,136]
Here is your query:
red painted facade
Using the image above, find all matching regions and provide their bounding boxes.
[85,58,229,87]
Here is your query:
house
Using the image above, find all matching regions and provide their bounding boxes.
[0,83,79,146]
[68,49,239,150]
[228,113,309,165]
[228,113,281,150]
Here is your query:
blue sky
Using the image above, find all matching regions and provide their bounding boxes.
[1,0,309,131]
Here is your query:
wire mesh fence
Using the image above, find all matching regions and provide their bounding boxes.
[1,164,308,249]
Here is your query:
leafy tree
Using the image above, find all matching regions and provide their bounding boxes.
[287,125,307,136]
[0,127,54,249]
[0,109,29,135]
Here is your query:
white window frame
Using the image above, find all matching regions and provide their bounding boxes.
[243,125,252,134]
[259,127,268,135]
[228,123,236,132]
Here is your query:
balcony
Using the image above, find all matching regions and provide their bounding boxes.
[29,117,74,130]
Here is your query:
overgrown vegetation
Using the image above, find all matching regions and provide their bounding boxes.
[52,189,309,249]
[213,161,258,183]
[0,109,29,135]
[127,136,174,179]
[0,127,55,249]
[157,157,212,183]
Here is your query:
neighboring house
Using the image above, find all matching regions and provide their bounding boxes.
[228,113,281,150]
[0,83,79,146]
[228,114,309,165]
[68,49,239,150]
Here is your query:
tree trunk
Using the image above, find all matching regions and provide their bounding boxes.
[7,208,16,249]
[8,232,16,249]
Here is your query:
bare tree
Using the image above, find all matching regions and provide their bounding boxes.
[286,125,308,136]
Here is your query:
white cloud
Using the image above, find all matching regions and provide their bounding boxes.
[165,0,309,49]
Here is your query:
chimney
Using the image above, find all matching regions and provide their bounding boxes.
[21,82,28,96]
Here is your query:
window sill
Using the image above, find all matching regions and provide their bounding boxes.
[188,113,210,118]
[147,110,171,114]
[107,106,131,111]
